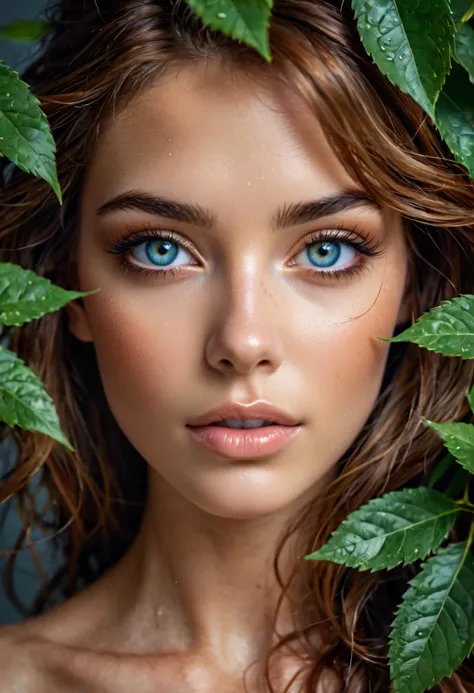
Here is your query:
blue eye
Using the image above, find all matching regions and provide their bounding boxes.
[130,238,194,269]
[294,240,356,271]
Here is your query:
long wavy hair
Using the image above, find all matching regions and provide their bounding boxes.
[0,0,473,690]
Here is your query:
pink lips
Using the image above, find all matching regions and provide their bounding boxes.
[186,401,302,460]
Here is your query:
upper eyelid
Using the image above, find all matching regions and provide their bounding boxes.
[110,225,379,249]
[105,225,384,272]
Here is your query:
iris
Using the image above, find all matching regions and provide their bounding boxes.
[146,240,179,266]
[307,241,341,268]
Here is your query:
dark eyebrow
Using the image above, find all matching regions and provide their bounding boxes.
[96,191,217,229]
[272,191,380,229]
[96,189,379,229]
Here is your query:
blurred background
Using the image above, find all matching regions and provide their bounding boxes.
[0,0,58,626]
[1,0,46,73]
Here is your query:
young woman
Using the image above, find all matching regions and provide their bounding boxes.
[0,0,473,691]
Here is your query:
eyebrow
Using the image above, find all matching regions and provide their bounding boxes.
[96,189,379,229]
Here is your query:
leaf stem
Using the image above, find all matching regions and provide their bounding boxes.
[466,521,474,551]
[462,2,474,22]
[456,495,474,511]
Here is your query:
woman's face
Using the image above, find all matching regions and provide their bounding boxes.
[70,61,408,519]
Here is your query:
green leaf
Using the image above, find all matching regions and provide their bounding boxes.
[0,19,50,43]
[388,294,474,358]
[428,453,455,488]
[455,22,474,82]
[389,541,474,693]
[0,263,94,327]
[305,488,459,571]
[424,419,474,473]
[351,0,455,119]
[435,63,474,177]
[0,63,61,202]
[183,0,273,61]
[0,346,72,450]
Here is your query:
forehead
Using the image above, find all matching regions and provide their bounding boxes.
[82,61,361,218]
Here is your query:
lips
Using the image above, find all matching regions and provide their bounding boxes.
[186,401,302,460]
[187,401,301,428]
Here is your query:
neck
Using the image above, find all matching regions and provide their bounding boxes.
[116,472,316,672]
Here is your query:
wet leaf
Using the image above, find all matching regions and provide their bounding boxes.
[305,488,459,571]
[389,542,474,692]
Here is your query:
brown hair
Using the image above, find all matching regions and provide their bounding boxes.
[1,0,473,690]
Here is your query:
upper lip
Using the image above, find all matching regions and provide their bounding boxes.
[187,401,301,427]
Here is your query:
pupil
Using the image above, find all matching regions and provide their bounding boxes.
[158,242,171,255]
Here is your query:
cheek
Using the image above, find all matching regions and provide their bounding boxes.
[291,280,403,437]
[82,287,202,428]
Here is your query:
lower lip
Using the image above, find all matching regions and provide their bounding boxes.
[186,424,301,460]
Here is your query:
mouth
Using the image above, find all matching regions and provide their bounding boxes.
[186,401,302,460]
[210,419,277,429]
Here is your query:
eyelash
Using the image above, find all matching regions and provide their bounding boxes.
[104,222,384,282]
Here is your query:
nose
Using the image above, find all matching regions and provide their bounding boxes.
[205,273,284,377]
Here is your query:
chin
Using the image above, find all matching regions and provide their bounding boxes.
[183,468,314,520]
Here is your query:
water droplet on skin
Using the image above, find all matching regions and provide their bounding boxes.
[217,12,226,18]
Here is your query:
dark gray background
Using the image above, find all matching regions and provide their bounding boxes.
[0,0,46,70]
[1,0,57,626]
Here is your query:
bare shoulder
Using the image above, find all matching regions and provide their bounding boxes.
[0,624,50,692]
[0,623,91,693]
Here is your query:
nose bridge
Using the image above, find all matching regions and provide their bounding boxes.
[205,255,283,375]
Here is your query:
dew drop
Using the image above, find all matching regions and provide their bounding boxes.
[398,54,406,60]
[217,12,226,18]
